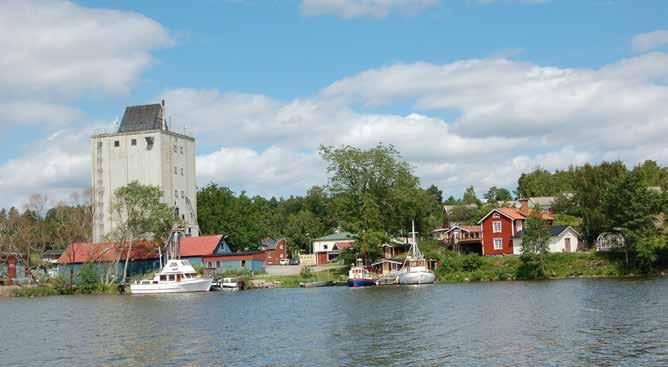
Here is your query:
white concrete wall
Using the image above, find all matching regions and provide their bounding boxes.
[92,129,198,243]
[312,240,338,253]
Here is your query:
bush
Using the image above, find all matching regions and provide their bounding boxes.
[300,266,313,279]
[461,254,483,272]
[12,285,58,297]
[78,262,100,294]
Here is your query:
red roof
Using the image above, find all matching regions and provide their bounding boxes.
[57,241,156,264]
[180,235,222,257]
[460,225,482,233]
[334,241,354,249]
[479,207,554,223]
[58,235,224,264]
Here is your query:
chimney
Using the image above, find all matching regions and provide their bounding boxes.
[519,198,529,215]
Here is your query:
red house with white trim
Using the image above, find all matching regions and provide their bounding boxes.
[478,199,554,255]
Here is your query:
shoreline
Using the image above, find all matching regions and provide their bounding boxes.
[3,272,666,297]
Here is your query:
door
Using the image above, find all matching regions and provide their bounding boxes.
[7,257,16,280]
[564,238,571,252]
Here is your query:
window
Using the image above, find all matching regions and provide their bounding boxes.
[516,220,523,232]
[493,238,503,250]
[174,166,178,175]
[174,145,177,153]
[180,168,184,176]
[216,261,221,268]
[168,274,175,281]
[241,260,246,268]
[181,191,184,198]
[131,139,137,146]
[492,212,500,218]
[323,244,328,250]
[492,221,502,233]
[175,190,178,198]
[160,275,167,281]
[97,142,103,148]
[180,146,184,154]
[114,140,120,147]
[175,207,180,215]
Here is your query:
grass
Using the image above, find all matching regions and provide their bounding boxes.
[250,268,348,288]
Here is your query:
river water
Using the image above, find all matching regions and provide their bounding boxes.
[1,278,667,367]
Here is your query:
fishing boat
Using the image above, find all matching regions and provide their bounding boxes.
[130,227,213,294]
[397,221,436,285]
[347,259,376,287]
[212,277,244,291]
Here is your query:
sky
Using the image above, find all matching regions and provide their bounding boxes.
[1,0,667,208]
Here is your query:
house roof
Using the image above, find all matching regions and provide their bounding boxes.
[333,241,353,250]
[58,235,226,264]
[548,225,579,237]
[314,232,356,242]
[443,204,478,214]
[260,238,285,250]
[118,103,166,133]
[371,259,404,266]
[478,207,554,224]
[180,235,222,257]
[57,241,157,264]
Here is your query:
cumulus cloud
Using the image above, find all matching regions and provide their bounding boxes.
[300,0,438,18]
[632,29,668,53]
[0,0,173,99]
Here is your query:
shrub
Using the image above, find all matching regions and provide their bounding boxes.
[78,262,100,294]
[461,254,483,272]
[300,266,313,279]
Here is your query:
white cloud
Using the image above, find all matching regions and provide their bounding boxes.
[300,0,438,18]
[0,0,173,99]
[632,29,668,53]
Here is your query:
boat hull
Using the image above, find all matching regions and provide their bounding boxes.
[300,281,334,288]
[397,271,435,285]
[130,278,213,294]
[347,278,376,287]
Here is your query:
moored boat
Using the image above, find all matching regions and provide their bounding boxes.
[299,280,334,288]
[347,259,376,287]
[397,221,436,285]
[130,259,213,294]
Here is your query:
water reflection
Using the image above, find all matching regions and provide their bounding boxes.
[1,278,667,366]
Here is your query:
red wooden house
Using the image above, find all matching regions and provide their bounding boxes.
[477,199,553,255]
[259,238,288,265]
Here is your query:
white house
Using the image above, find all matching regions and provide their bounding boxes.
[513,225,580,255]
[312,231,356,265]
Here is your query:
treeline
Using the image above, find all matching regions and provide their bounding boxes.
[0,192,93,277]
[197,144,444,254]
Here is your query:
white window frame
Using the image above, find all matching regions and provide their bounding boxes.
[492,212,500,218]
[493,238,503,250]
[492,221,502,233]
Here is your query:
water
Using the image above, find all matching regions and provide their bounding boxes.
[1,278,667,367]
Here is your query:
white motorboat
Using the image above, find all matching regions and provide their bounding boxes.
[212,277,244,291]
[397,221,436,285]
[130,259,213,294]
[130,227,213,294]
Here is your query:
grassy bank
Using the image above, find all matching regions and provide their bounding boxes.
[436,251,664,283]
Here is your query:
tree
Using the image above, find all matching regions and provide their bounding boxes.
[284,210,323,254]
[519,211,551,279]
[111,182,175,283]
[484,186,512,203]
[426,184,443,204]
[320,144,439,237]
[603,171,662,269]
[462,186,480,206]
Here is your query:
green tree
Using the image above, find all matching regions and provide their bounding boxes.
[111,181,175,282]
[603,171,662,269]
[284,210,323,254]
[426,184,443,204]
[484,186,512,203]
[462,186,481,206]
[519,211,551,279]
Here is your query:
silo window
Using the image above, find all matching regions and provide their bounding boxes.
[97,142,103,148]
[180,168,184,176]
[174,167,178,175]
[114,140,120,147]
[180,146,184,154]
[131,139,137,146]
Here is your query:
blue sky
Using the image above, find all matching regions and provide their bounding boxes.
[1,0,667,208]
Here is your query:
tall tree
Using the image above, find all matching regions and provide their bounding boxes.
[462,186,480,206]
[111,182,175,282]
[426,184,444,204]
[484,186,512,203]
[520,211,551,279]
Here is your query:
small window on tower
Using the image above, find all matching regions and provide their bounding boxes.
[174,145,177,153]
[114,140,120,147]
[131,139,137,146]
[180,146,184,154]
[174,167,178,175]
[180,168,184,176]
[97,142,103,148]
[181,191,184,198]
[175,190,178,197]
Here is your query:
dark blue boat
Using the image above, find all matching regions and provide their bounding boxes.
[347,278,376,287]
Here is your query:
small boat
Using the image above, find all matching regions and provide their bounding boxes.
[213,277,244,291]
[397,221,436,285]
[299,280,334,288]
[347,259,376,287]
[130,259,213,294]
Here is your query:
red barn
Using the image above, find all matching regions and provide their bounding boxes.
[478,199,554,256]
[259,238,288,265]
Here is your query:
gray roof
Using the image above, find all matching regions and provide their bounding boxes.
[514,225,578,239]
[260,238,284,250]
[118,103,166,133]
